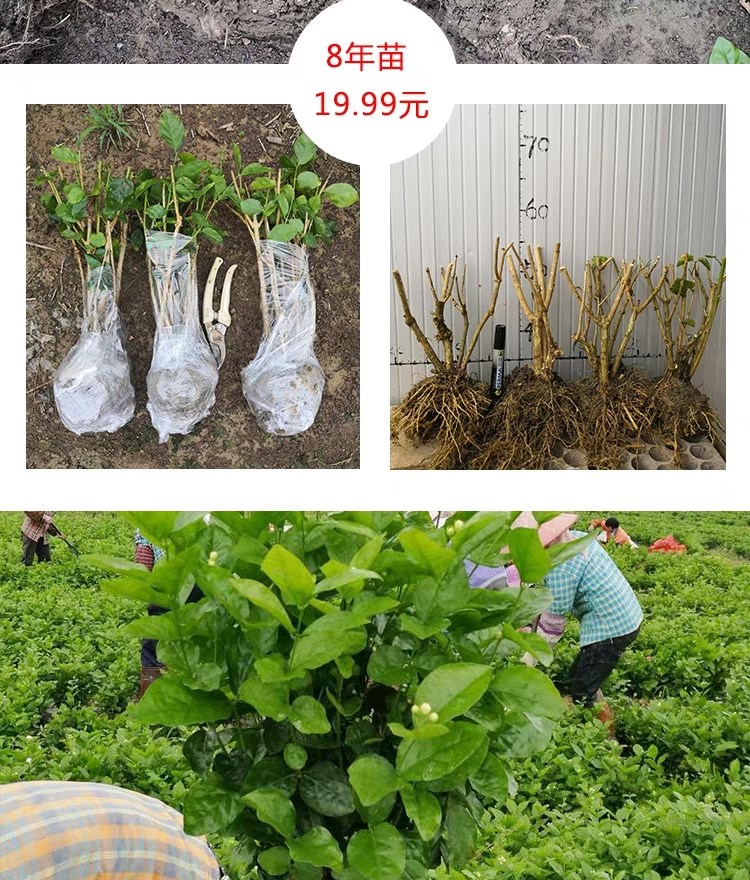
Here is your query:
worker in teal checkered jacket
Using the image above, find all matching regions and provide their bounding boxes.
[540,515,643,708]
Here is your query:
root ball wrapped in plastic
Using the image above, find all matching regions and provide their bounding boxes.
[145,230,219,443]
[53,265,135,434]
[242,241,324,436]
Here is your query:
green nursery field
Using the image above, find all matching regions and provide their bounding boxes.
[1,511,750,879]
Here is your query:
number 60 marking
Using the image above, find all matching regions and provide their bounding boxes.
[522,198,549,221]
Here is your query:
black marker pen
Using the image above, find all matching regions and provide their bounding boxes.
[490,324,506,397]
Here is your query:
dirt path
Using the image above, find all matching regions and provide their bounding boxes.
[421,0,750,64]
[26,104,359,469]
[4,0,748,63]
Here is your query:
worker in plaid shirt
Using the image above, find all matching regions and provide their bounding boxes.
[542,523,643,708]
[21,511,56,566]
[134,529,166,698]
[0,780,221,880]
[507,512,642,711]
[134,529,204,698]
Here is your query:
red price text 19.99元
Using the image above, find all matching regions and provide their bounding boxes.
[315,91,429,119]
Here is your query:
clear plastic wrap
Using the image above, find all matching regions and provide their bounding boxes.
[145,230,219,443]
[242,241,324,436]
[53,265,135,435]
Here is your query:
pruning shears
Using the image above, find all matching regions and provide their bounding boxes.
[202,257,237,368]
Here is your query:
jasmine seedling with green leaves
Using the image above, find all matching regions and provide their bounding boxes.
[228,133,359,435]
[36,143,136,434]
[133,108,230,442]
[37,145,134,322]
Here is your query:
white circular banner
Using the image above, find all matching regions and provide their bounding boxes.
[290,0,456,164]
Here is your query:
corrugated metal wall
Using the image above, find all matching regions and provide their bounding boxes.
[390,104,726,423]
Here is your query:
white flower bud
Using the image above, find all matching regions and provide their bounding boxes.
[429,712,439,723]
[420,702,432,715]
[411,704,420,715]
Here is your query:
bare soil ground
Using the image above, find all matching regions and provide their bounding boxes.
[26,104,360,469]
[421,0,750,64]
[3,0,749,64]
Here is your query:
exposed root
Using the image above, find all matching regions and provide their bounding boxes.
[653,374,721,449]
[575,368,658,469]
[391,371,491,470]
[469,366,583,470]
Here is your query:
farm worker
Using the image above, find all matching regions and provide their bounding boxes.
[513,512,643,708]
[589,517,638,548]
[133,530,205,698]
[135,529,167,697]
[0,780,221,880]
[20,511,56,566]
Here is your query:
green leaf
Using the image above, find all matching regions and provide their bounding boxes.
[507,527,551,583]
[450,512,512,565]
[348,755,401,806]
[107,177,134,206]
[399,615,449,639]
[709,36,750,64]
[414,562,471,623]
[324,183,359,208]
[414,663,492,721]
[297,171,321,191]
[88,231,106,248]
[400,785,441,841]
[500,624,554,667]
[388,722,450,740]
[159,108,185,151]
[183,781,244,834]
[130,676,233,725]
[347,823,405,880]
[268,222,302,243]
[66,184,86,205]
[124,511,207,546]
[290,696,331,734]
[238,675,289,721]
[470,753,516,803]
[314,567,381,596]
[294,133,317,165]
[396,722,487,782]
[252,177,277,191]
[243,788,296,839]
[100,577,171,608]
[258,847,291,876]
[490,665,565,720]
[290,613,366,671]
[299,762,355,817]
[443,794,477,867]
[146,204,167,221]
[289,827,344,870]
[262,544,315,606]
[51,145,80,164]
[545,532,596,569]
[123,613,179,641]
[86,554,150,578]
[399,528,454,578]
[230,578,294,633]
[368,645,410,686]
[284,743,308,770]
[241,162,274,176]
[200,225,223,244]
[239,197,264,216]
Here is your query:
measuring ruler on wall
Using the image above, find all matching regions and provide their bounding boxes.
[516,104,550,363]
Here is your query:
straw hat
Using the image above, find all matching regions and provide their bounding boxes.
[509,511,578,548]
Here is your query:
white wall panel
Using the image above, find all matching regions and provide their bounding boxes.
[390,104,727,423]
